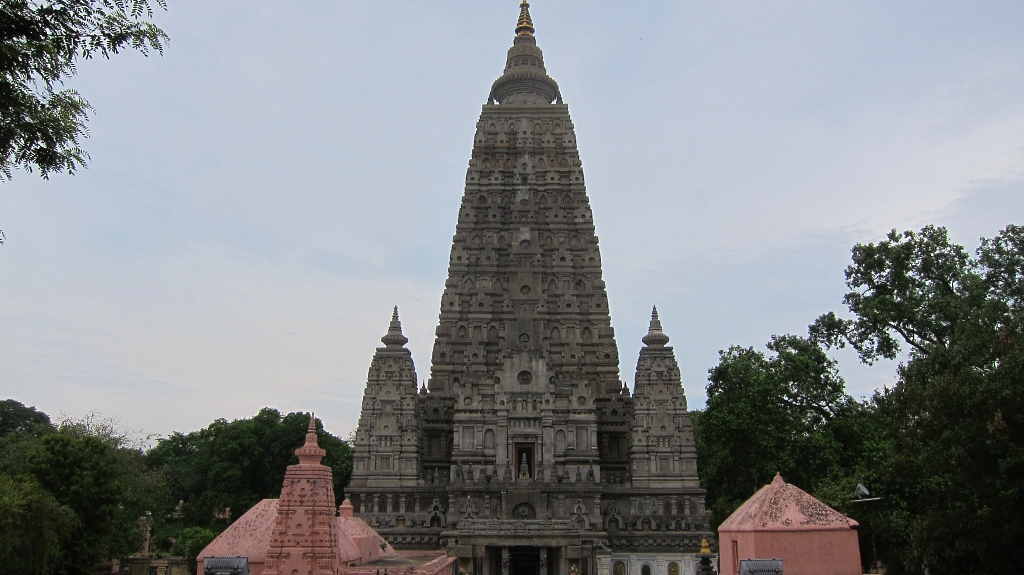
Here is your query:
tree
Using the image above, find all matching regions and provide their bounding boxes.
[0,473,76,575]
[694,334,866,527]
[147,408,353,528]
[171,526,216,572]
[25,431,121,575]
[0,0,168,179]
[49,413,172,561]
[0,399,53,437]
[811,224,1024,575]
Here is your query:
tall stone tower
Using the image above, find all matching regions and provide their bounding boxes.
[348,4,712,575]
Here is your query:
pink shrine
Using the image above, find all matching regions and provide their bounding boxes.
[717,474,861,575]
[197,416,399,575]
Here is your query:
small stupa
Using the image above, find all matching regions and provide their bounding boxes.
[262,414,342,575]
[198,414,395,575]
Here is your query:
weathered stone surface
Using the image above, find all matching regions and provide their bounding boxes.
[719,473,858,532]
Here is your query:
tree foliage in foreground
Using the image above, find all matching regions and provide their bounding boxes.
[0,0,168,179]
[0,409,171,575]
[0,402,355,573]
[146,408,353,529]
[693,335,878,528]
[0,473,76,575]
[0,398,53,436]
[808,224,1024,575]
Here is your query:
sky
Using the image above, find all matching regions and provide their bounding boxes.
[2,1,1023,441]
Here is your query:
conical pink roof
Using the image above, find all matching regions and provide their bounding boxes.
[719,473,858,532]
[295,413,326,465]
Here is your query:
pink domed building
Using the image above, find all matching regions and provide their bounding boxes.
[717,474,861,575]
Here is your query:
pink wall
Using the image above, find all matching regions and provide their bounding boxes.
[719,530,861,575]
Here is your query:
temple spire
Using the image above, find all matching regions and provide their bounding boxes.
[381,306,409,348]
[295,413,326,465]
[641,305,671,347]
[516,1,535,36]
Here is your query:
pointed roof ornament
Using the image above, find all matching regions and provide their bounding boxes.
[295,413,326,465]
[641,305,671,347]
[488,0,560,104]
[381,306,409,348]
[516,1,535,36]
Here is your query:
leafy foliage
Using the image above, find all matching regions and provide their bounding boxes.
[25,432,122,575]
[0,406,174,575]
[694,335,869,527]
[0,0,168,178]
[171,526,216,567]
[147,408,353,528]
[0,399,53,437]
[0,473,76,575]
[810,224,1024,575]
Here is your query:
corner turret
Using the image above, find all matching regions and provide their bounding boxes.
[348,309,421,490]
[629,308,701,493]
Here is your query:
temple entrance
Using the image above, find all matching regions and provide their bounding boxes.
[510,547,540,575]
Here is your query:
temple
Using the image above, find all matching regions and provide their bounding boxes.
[347,4,714,575]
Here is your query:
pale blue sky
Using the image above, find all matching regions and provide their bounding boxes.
[2,1,1022,439]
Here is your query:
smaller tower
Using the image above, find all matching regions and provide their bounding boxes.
[262,415,341,575]
[628,307,700,488]
[350,308,421,489]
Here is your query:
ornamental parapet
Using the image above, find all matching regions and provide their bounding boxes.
[455,518,578,534]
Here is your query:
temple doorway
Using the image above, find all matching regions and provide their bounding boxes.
[510,547,540,575]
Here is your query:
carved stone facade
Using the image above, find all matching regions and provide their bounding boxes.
[348,3,713,575]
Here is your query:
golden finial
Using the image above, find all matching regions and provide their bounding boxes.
[700,539,711,555]
[516,1,535,36]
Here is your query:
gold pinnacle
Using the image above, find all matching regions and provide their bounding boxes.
[516,1,535,36]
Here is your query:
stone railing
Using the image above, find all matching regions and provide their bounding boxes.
[456,518,578,534]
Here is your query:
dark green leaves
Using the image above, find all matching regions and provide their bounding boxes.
[0,473,76,575]
[806,224,1024,575]
[696,334,858,528]
[0,399,53,437]
[147,408,353,528]
[810,225,982,363]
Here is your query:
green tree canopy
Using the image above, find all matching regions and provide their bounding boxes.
[147,408,353,528]
[0,473,76,575]
[694,335,870,527]
[0,0,167,178]
[25,431,122,575]
[811,224,1024,575]
[0,405,174,575]
[0,399,53,437]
